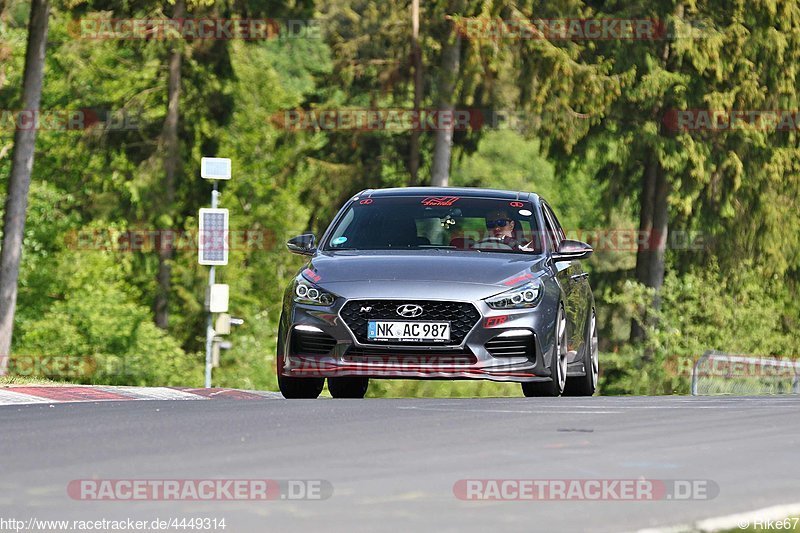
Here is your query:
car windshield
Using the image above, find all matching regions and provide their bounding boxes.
[323,195,543,254]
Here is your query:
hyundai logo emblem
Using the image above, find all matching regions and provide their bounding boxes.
[396,304,423,318]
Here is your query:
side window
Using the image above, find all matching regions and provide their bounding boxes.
[552,211,566,242]
[541,209,558,251]
[543,203,565,246]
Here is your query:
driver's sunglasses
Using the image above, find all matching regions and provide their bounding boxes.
[486,218,511,229]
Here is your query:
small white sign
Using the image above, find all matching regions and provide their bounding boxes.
[208,284,230,313]
[201,157,232,180]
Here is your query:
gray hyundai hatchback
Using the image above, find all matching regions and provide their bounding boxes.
[277,187,597,399]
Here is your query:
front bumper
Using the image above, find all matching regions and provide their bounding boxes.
[279,296,559,383]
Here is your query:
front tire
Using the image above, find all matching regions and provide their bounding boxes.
[522,304,567,397]
[564,309,598,397]
[278,373,324,399]
[277,317,325,399]
[328,377,369,398]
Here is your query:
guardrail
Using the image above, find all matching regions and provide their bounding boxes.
[691,350,800,395]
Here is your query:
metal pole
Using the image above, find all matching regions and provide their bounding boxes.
[691,350,711,396]
[204,181,219,388]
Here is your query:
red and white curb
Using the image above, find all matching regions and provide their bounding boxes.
[0,386,283,406]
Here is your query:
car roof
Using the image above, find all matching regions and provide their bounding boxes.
[355,187,539,202]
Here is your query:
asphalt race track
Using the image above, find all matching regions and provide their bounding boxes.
[1,396,799,532]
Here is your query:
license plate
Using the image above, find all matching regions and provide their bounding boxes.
[367,321,450,342]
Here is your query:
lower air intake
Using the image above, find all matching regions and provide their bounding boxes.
[485,332,535,360]
[291,328,337,356]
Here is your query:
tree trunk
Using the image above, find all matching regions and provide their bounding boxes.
[645,8,677,300]
[646,165,669,298]
[630,157,669,354]
[154,0,184,330]
[430,12,462,187]
[408,0,422,185]
[0,0,50,374]
[630,157,656,343]
[630,7,677,346]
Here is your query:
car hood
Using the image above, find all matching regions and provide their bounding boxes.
[304,250,547,301]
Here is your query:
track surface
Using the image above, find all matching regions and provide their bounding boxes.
[1,396,799,532]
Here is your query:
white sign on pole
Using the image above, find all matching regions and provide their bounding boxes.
[207,284,230,313]
[201,157,232,180]
[198,208,229,265]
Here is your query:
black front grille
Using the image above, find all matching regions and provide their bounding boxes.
[291,328,337,356]
[340,300,481,345]
[485,333,535,359]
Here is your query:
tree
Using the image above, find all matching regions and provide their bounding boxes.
[409,0,422,185]
[154,0,186,329]
[504,1,800,346]
[430,2,464,187]
[311,0,513,207]
[0,0,50,374]
[578,1,800,344]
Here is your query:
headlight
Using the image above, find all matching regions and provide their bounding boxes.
[293,277,336,306]
[485,280,544,309]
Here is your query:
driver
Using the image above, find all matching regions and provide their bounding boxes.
[482,209,520,248]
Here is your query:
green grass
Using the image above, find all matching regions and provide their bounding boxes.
[0,375,74,386]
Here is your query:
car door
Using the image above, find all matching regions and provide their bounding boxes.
[542,202,587,362]
[548,207,591,337]
[540,203,574,355]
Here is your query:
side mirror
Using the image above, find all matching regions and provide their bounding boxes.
[552,239,593,261]
[287,234,316,256]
